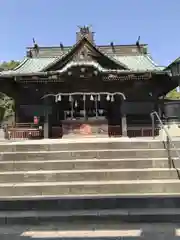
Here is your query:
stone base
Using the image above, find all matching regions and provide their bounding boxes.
[159,122,180,140]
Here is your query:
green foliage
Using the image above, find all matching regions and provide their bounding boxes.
[0,60,19,71]
[0,61,18,122]
[165,88,180,100]
[0,93,14,122]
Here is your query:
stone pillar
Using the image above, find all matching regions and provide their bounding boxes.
[121,101,127,137]
[43,98,49,139]
[44,112,49,139]
[121,114,127,136]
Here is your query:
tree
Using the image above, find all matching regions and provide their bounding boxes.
[0,60,19,71]
[0,93,14,122]
[165,88,180,100]
[0,61,19,123]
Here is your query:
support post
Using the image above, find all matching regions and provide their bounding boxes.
[95,95,98,119]
[121,101,127,137]
[83,94,86,119]
[121,114,127,136]
[70,95,74,119]
[43,98,49,139]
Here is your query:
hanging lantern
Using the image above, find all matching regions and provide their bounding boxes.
[81,67,85,73]
[57,94,61,102]
[106,94,110,101]
[75,100,78,108]
[99,109,104,115]
[111,95,114,102]
[68,71,72,76]
[69,95,72,102]
[83,94,86,101]
[90,95,94,101]
[97,94,101,101]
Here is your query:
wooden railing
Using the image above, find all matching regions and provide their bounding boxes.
[4,123,159,139]
[6,123,42,140]
[127,126,159,138]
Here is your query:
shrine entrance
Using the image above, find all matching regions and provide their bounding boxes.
[43,92,126,138]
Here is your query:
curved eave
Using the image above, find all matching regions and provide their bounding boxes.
[0,60,170,78]
[0,69,169,79]
[165,56,180,69]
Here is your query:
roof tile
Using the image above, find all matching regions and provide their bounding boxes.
[114,55,160,71]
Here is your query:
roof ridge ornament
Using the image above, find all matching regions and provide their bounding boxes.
[110,42,115,54]
[33,38,39,56]
[76,25,94,43]
[78,25,92,35]
[136,36,142,54]
[60,42,64,51]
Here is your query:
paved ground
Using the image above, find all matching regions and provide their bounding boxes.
[1,134,180,146]
[0,136,169,145]
[0,223,180,239]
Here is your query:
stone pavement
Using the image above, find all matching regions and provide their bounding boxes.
[0,136,164,146]
[0,223,180,239]
[1,135,180,146]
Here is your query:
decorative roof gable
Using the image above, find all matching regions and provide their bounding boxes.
[43,37,129,71]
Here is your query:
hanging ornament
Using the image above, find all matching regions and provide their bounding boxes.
[57,94,61,102]
[99,109,104,115]
[106,94,110,101]
[111,95,114,102]
[75,100,78,108]
[94,70,98,76]
[90,95,94,101]
[69,95,72,102]
[97,94,101,101]
[55,95,58,103]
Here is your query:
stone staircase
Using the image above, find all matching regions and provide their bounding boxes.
[0,138,179,226]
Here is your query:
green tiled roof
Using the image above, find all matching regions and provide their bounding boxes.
[1,51,164,76]
[1,57,57,75]
[1,55,164,76]
[1,57,166,77]
[114,55,161,71]
[172,57,180,64]
[165,56,180,69]
[15,58,57,73]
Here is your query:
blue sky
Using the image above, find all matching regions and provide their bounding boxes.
[0,0,179,66]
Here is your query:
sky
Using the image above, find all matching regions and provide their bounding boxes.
[0,0,180,66]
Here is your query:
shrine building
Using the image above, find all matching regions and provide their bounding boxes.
[0,26,178,139]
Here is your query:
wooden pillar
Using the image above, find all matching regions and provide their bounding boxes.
[121,101,127,137]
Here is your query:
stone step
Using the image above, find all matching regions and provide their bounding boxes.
[0,195,180,211]
[1,208,180,225]
[0,180,179,197]
[0,140,176,152]
[0,158,173,171]
[0,223,179,239]
[0,169,178,183]
[0,149,177,161]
